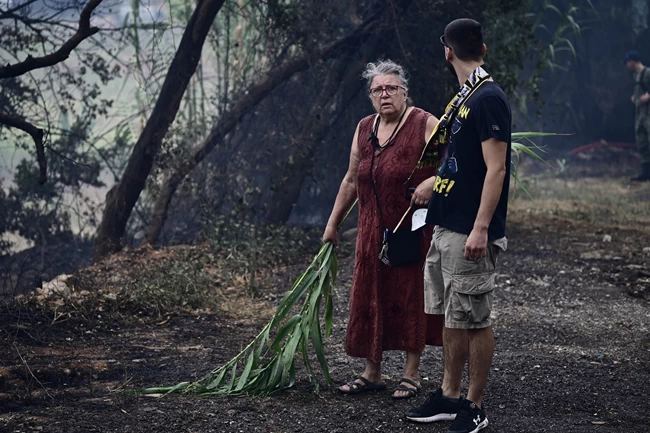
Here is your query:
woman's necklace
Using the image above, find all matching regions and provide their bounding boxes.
[372,107,408,156]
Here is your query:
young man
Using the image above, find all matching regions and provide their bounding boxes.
[405,19,511,433]
[625,50,650,181]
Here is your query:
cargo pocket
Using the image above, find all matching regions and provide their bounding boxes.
[449,273,495,324]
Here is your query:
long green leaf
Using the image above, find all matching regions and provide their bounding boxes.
[206,365,228,390]
[511,131,559,140]
[300,337,315,383]
[288,360,296,389]
[271,270,320,327]
[512,142,549,163]
[235,350,257,391]
[226,363,237,392]
[279,323,303,387]
[255,325,271,360]
[310,313,332,384]
[271,314,302,350]
[324,288,334,339]
[513,173,534,199]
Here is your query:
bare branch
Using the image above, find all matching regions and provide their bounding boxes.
[0,112,47,183]
[0,0,104,79]
[14,343,54,399]
[0,0,39,18]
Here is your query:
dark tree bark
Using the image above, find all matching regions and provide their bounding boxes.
[0,0,103,79]
[142,9,384,246]
[0,113,46,184]
[93,0,226,261]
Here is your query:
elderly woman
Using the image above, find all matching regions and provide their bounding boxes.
[323,60,443,399]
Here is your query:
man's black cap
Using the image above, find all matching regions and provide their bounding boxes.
[624,51,642,64]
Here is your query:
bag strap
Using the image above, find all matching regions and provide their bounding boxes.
[407,66,491,183]
[369,149,388,229]
[367,107,409,230]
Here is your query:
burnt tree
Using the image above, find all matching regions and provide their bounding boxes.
[93,0,227,261]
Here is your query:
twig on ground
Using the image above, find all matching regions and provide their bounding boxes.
[14,343,54,400]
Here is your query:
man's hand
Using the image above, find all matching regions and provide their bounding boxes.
[640,93,650,104]
[411,176,436,207]
[464,227,488,260]
[631,95,637,104]
[322,225,339,248]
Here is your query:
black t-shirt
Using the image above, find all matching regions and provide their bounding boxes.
[426,81,512,239]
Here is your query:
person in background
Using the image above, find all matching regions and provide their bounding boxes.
[625,50,650,182]
[323,59,443,400]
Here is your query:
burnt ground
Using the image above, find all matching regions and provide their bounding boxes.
[1,147,650,433]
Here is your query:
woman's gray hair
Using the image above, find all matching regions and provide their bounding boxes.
[361,59,409,91]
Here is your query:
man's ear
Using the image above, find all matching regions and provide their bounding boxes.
[445,47,453,62]
[481,43,487,57]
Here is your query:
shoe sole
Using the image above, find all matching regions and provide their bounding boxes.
[449,418,488,433]
[405,413,457,423]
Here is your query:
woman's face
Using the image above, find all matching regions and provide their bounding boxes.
[369,74,407,117]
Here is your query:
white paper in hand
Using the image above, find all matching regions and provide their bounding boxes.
[411,208,428,231]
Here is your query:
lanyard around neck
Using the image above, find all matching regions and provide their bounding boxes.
[370,106,408,151]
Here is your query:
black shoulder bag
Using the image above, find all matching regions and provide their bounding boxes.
[368,112,423,267]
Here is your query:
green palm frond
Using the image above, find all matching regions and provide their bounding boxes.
[511,131,557,198]
[135,200,357,397]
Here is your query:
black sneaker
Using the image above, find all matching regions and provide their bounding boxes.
[447,398,488,433]
[405,388,458,423]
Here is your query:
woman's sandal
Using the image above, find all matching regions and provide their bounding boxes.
[391,377,421,400]
[337,376,387,395]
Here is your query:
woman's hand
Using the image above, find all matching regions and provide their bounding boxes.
[322,224,339,247]
[411,176,436,207]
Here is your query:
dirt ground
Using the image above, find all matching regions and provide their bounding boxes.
[1,147,650,433]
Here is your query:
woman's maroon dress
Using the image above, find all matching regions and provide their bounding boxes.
[346,107,444,363]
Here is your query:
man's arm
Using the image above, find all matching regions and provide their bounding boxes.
[640,69,650,103]
[411,115,439,206]
[464,138,507,259]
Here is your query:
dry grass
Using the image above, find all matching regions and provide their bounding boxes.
[511,176,650,234]
[7,243,279,325]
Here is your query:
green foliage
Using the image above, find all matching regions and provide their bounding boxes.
[511,131,558,198]
[0,188,11,254]
[116,256,216,316]
[513,0,595,126]
[135,202,357,396]
[200,214,321,295]
[480,0,540,97]
[137,239,339,396]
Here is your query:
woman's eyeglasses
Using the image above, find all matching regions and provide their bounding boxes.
[369,85,404,98]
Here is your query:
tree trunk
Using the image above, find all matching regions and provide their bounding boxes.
[142,10,383,246]
[263,58,366,224]
[93,0,226,261]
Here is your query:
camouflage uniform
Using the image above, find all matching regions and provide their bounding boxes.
[634,67,650,164]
